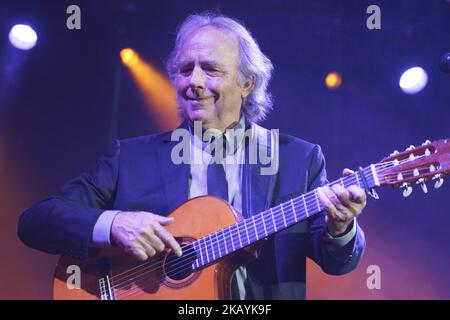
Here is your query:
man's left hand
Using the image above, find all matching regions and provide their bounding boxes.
[317,168,367,237]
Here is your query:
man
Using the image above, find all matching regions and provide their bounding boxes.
[18,13,366,299]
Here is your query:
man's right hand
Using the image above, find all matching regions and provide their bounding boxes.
[111,211,182,261]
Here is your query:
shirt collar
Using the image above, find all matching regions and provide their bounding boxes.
[190,116,247,156]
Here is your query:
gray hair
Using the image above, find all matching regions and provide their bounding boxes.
[166,12,274,123]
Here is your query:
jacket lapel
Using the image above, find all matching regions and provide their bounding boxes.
[156,122,190,213]
[242,122,278,218]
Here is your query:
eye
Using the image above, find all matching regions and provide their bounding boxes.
[204,67,223,76]
[178,62,194,76]
[179,67,192,75]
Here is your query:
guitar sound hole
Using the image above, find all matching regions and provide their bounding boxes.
[164,243,197,281]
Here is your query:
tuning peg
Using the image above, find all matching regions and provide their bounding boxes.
[421,183,428,193]
[435,178,444,189]
[390,150,399,156]
[433,174,444,189]
[401,183,413,197]
[417,179,428,193]
[406,145,415,151]
[421,140,431,146]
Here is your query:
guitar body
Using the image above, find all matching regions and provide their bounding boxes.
[53,196,257,300]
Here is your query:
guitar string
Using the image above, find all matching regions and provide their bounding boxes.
[110,160,435,297]
[109,154,432,284]
[110,158,437,298]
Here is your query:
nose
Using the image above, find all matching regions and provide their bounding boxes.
[189,66,206,96]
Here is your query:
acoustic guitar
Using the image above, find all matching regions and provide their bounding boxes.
[53,139,450,299]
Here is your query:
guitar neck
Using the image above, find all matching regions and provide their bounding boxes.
[190,164,380,270]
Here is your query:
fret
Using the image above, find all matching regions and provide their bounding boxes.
[291,199,297,222]
[208,235,215,261]
[303,195,309,217]
[340,177,344,187]
[231,225,240,250]
[280,204,287,227]
[197,240,205,266]
[314,189,321,211]
[222,229,228,254]
[261,212,268,236]
[262,212,273,234]
[215,232,222,258]
[244,220,250,244]
[236,224,243,248]
[228,226,235,251]
[271,208,277,232]
[252,215,259,240]
[204,238,210,263]
[355,172,360,187]
[192,241,200,269]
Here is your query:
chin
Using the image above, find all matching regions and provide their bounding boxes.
[187,109,210,122]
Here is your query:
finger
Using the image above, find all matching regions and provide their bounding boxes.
[331,185,363,219]
[138,239,157,258]
[348,185,367,204]
[127,246,148,262]
[342,168,354,177]
[141,229,166,253]
[154,224,182,257]
[318,187,342,220]
[154,215,175,226]
[316,187,333,211]
[331,184,351,207]
[319,187,347,222]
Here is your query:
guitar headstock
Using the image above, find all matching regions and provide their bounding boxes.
[377,139,450,197]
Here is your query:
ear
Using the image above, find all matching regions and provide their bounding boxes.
[241,75,255,99]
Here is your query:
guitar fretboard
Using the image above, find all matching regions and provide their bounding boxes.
[190,164,379,270]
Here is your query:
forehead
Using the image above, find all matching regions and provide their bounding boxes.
[178,26,239,65]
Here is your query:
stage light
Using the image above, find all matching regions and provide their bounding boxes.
[325,72,342,89]
[399,67,428,94]
[120,48,139,66]
[8,24,37,50]
[120,49,179,130]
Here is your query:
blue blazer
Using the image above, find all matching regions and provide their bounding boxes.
[18,122,365,299]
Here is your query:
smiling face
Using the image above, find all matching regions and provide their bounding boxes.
[175,26,252,132]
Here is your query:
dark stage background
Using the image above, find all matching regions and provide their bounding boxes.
[1,0,449,299]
